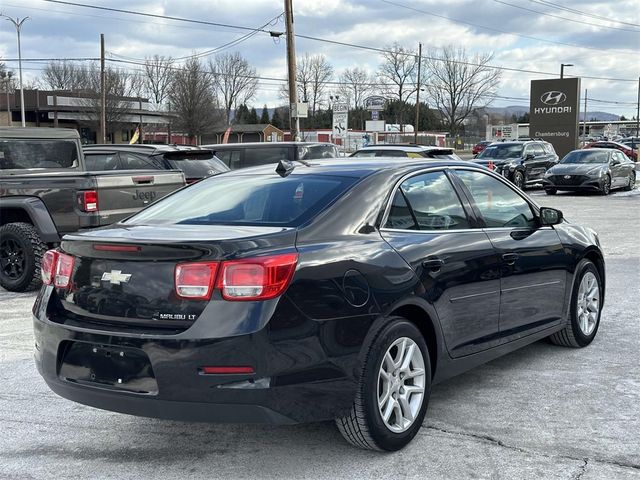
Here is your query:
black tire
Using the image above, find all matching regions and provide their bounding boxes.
[548,259,602,348]
[512,170,525,190]
[600,175,611,195]
[335,317,431,451]
[623,171,635,191]
[545,188,557,195]
[0,222,47,292]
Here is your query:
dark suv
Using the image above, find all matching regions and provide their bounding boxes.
[473,140,559,189]
[83,144,229,184]
[204,142,339,170]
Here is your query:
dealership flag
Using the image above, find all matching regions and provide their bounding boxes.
[129,127,140,144]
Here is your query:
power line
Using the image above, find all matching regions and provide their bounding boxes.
[492,0,640,33]
[381,0,638,55]
[528,0,640,29]
[36,0,639,82]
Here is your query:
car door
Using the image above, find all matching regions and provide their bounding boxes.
[379,169,502,357]
[527,143,548,181]
[453,169,568,340]
[610,151,627,187]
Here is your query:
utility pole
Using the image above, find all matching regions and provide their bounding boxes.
[414,42,422,144]
[636,76,639,137]
[100,33,106,143]
[284,0,300,141]
[2,15,29,127]
[583,88,587,141]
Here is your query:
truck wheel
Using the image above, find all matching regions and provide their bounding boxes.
[335,317,431,451]
[0,223,47,292]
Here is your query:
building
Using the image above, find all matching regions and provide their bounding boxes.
[0,89,171,144]
[202,124,284,144]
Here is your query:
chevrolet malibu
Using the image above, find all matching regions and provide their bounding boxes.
[33,158,605,451]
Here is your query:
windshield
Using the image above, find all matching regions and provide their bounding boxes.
[168,156,229,178]
[125,173,357,227]
[298,145,338,160]
[477,144,523,160]
[560,150,609,164]
[0,139,79,170]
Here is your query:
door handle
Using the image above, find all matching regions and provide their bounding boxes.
[422,258,444,272]
[502,253,519,265]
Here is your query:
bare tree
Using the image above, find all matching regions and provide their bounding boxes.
[209,52,258,125]
[377,43,421,103]
[424,46,501,136]
[280,53,334,116]
[170,57,219,141]
[41,61,89,91]
[143,55,174,110]
[338,67,373,108]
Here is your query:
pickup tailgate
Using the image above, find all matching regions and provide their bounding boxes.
[94,170,185,225]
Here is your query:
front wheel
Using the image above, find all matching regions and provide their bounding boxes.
[600,175,611,195]
[336,317,431,451]
[548,259,602,348]
[512,170,525,189]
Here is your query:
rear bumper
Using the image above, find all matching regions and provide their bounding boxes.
[33,291,361,424]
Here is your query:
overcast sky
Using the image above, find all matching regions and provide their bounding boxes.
[1,0,638,117]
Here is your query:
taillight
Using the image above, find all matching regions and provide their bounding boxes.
[175,262,219,300]
[41,250,74,288]
[41,250,58,285]
[218,253,298,301]
[78,190,99,212]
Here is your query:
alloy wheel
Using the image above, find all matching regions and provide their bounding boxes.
[0,238,26,280]
[602,176,611,195]
[377,337,426,433]
[576,271,599,336]
[513,171,524,189]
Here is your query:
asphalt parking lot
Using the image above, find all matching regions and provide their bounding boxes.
[1,185,638,480]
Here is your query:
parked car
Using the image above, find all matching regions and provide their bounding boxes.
[83,144,229,184]
[619,137,640,152]
[0,128,185,292]
[472,140,493,156]
[34,157,604,451]
[204,142,339,170]
[584,140,637,162]
[473,140,559,189]
[350,144,461,160]
[542,148,636,195]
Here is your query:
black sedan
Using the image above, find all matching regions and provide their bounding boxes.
[33,158,605,451]
[542,148,636,195]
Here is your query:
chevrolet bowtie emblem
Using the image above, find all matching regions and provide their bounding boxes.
[101,270,132,285]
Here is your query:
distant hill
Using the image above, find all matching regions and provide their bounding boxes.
[483,105,622,122]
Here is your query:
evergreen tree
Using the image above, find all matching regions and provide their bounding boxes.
[234,104,249,124]
[247,107,259,124]
[260,104,270,123]
[271,108,284,129]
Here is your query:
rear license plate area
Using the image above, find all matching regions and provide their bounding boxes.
[58,341,158,394]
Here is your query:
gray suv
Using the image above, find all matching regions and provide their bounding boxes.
[473,140,559,189]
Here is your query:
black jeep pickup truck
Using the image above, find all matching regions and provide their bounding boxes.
[0,127,185,292]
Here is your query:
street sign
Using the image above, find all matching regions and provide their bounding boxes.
[332,102,349,138]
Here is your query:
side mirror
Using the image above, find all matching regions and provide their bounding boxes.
[540,207,563,226]
[610,158,620,166]
[525,153,535,160]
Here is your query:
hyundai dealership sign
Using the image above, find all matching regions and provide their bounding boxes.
[529,78,581,157]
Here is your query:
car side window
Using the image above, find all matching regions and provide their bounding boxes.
[532,144,545,156]
[379,150,408,157]
[351,150,378,157]
[119,153,161,170]
[398,171,470,230]
[384,190,418,230]
[84,153,119,170]
[215,149,242,168]
[243,147,290,168]
[455,170,536,229]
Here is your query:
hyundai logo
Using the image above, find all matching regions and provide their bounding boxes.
[540,91,567,106]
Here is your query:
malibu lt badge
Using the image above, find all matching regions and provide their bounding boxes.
[101,270,132,285]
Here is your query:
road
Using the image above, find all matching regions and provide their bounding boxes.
[0,187,638,479]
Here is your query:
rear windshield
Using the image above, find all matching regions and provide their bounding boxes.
[560,150,609,164]
[478,144,523,159]
[298,145,338,160]
[168,156,229,178]
[0,139,79,170]
[125,174,357,227]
